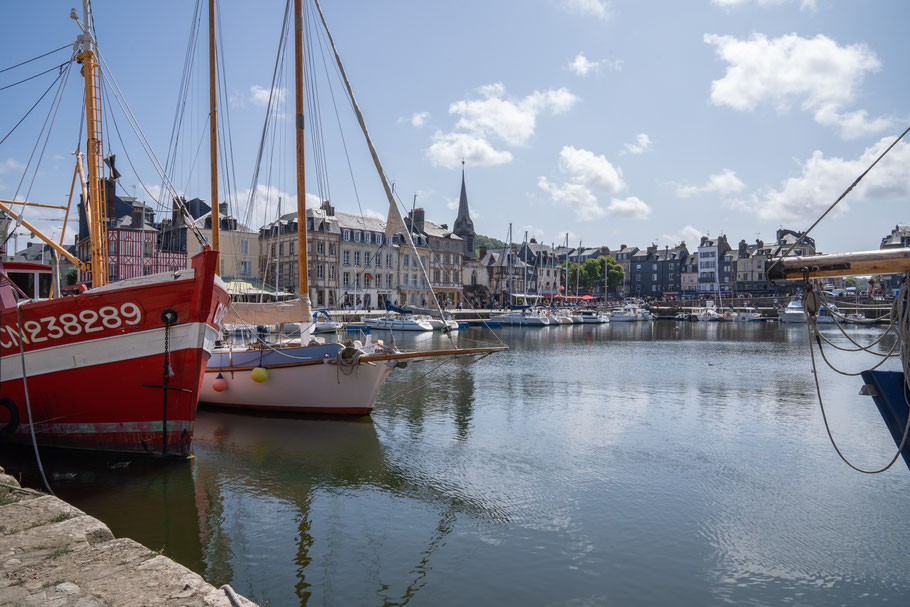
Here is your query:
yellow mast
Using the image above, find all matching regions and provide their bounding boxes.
[208,0,220,274]
[294,0,309,299]
[76,1,108,288]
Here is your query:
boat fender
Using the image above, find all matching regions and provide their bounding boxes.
[212,373,228,392]
[0,397,19,435]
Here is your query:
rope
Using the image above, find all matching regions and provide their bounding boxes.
[0,69,65,147]
[804,282,910,473]
[14,303,54,495]
[0,43,72,74]
[0,61,69,92]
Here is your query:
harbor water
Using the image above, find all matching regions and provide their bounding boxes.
[3,322,909,606]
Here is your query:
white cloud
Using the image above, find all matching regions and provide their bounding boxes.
[569,53,598,77]
[249,85,286,107]
[538,146,649,221]
[558,230,578,243]
[538,177,606,221]
[520,224,546,241]
[752,136,910,223]
[428,83,578,168]
[557,0,612,20]
[676,169,746,198]
[705,33,892,139]
[427,131,513,169]
[622,133,653,155]
[662,224,704,246]
[567,53,623,77]
[558,146,625,192]
[607,197,652,220]
[0,158,24,174]
[449,83,579,147]
[410,112,429,127]
[712,0,817,10]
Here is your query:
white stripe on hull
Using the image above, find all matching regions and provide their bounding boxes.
[0,322,217,381]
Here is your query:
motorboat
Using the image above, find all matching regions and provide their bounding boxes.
[490,309,551,326]
[363,315,434,331]
[610,304,642,322]
[579,310,609,323]
[778,300,806,323]
[733,307,762,322]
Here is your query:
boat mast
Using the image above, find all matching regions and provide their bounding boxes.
[294,0,310,302]
[208,0,220,274]
[564,233,569,304]
[576,240,581,303]
[75,0,108,288]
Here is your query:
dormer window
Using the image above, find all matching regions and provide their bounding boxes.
[354,230,362,242]
[343,229,351,241]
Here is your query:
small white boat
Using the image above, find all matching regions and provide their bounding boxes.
[610,304,643,322]
[779,300,806,323]
[579,310,609,323]
[845,312,866,324]
[733,307,761,322]
[364,315,434,331]
[423,316,459,331]
[490,310,551,326]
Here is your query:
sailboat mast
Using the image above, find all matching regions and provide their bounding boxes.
[564,233,568,303]
[208,0,220,273]
[76,0,108,288]
[294,0,309,299]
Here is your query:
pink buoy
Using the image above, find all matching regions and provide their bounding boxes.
[212,373,228,392]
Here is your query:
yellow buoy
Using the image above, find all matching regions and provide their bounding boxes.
[251,367,269,383]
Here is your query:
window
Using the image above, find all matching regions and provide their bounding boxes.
[444,271,450,284]
[354,231,361,242]
[404,254,410,267]
[386,254,392,268]
[387,274,392,288]
[329,243,336,256]
[343,229,351,241]
[144,240,153,257]
[444,254,450,264]
[364,276,371,288]
[376,234,383,245]
[343,250,350,265]
[433,269,440,283]
[363,232,371,244]
[109,239,117,255]
[317,265,324,279]
[364,252,371,266]
[317,242,325,255]
[635,264,641,270]
[433,254,440,263]
[329,265,335,279]
[354,251,361,266]
[343,272,350,287]
[239,260,251,277]
[652,263,657,270]
[355,275,361,288]
[375,254,381,267]
[652,273,657,281]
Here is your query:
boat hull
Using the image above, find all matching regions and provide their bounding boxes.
[201,343,397,414]
[0,250,228,457]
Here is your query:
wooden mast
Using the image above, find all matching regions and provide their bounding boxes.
[208,0,220,274]
[77,0,108,288]
[294,0,309,301]
[766,248,910,281]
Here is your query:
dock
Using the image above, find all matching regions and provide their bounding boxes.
[0,466,256,606]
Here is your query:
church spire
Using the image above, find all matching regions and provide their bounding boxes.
[453,160,476,258]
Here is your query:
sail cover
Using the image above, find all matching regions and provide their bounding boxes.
[224,296,312,326]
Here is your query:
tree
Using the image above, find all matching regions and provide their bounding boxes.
[579,256,622,292]
[64,267,78,286]
[474,234,507,256]
[845,276,860,288]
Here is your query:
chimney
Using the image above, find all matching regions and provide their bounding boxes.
[756,239,764,249]
[478,245,488,259]
[647,243,658,255]
[700,235,709,246]
[219,202,228,216]
[620,244,627,250]
[739,239,747,255]
[320,200,335,216]
[412,207,425,232]
[441,223,448,230]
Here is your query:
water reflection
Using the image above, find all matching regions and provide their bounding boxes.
[2,323,909,606]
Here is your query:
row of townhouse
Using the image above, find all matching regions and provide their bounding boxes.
[551,228,818,298]
[75,168,486,309]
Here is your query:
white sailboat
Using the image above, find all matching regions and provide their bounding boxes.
[198,0,503,414]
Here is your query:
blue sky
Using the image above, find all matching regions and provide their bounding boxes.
[1,0,908,254]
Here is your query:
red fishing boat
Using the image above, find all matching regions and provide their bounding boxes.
[0,1,229,456]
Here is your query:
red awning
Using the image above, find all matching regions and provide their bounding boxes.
[580,295,595,300]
